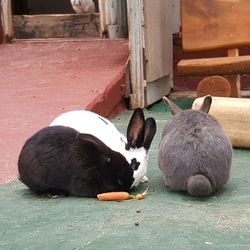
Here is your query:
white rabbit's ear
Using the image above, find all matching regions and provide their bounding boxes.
[126,108,145,150]
[162,96,182,115]
[143,118,156,151]
[200,95,212,114]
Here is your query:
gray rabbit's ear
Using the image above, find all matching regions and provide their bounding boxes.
[162,97,182,115]
[200,95,212,114]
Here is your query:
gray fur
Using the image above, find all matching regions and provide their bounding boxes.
[158,96,232,197]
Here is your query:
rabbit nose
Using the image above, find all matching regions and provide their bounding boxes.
[131,158,140,170]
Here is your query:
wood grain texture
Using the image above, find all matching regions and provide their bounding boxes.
[196,76,231,98]
[144,0,172,82]
[225,49,241,97]
[1,0,13,42]
[177,55,250,76]
[13,14,100,39]
[193,96,250,148]
[181,0,250,52]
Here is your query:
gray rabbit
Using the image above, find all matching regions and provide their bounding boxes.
[158,95,232,197]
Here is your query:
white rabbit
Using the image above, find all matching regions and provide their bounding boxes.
[70,0,96,14]
[50,109,156,188]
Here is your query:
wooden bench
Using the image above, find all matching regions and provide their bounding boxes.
[177,0,250,97]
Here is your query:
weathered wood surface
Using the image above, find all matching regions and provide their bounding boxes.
[144,0,172,82]
[177,55,250,76]
[127,0,145,109]
[193,96,250,148]
[1,0,13,42]
[181,0,250,52]
[225,49,241,97]
[127,0,172,108]
[95,0,128,38]
[13,14,100,39]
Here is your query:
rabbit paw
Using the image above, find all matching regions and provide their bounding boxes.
[141,175,149,183]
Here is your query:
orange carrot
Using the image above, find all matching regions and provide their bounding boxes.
[135,194,144,200]
[97,188,150,201]
[97,192,130,201]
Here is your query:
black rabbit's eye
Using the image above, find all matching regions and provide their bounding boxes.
[130,158,140,170]
[117,178,124,186]
[105,157,111,165]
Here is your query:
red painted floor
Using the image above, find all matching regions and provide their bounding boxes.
[0,39,129,184]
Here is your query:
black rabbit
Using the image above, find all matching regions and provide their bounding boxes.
[158,96,232,197]
[18,126,136,197]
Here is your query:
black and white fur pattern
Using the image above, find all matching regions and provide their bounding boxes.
[18,126,135,197]
[50,109,156,188]
[70,0,95,14]
[158,96,232,197]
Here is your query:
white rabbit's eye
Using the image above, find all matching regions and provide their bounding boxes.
[130,158,140,170]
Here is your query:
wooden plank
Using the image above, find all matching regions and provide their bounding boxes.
[99,0,128,39]
[144,0,172,82]
[106,0,128,38]
[127,0,145,108]
[12,14,100,39]
[145,76,171,106]
[181,0,250,51]
[177,55,250,76]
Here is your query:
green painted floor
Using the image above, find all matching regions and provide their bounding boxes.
[1,101,250,250]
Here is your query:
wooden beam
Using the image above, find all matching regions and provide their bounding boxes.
[177,55,250,76]
[12,14,100,39]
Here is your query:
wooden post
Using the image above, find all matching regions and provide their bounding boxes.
[0,1,3,43]
[226,49,241,97]
[99,0,128,39]
[127,0,145,108]
[1,0,13,42]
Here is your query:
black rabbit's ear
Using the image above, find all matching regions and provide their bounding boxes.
[126,108,145,150]
[200,95,212,114]
[143,118,156,151]
[162,97,182,115]
[76,133,107,153]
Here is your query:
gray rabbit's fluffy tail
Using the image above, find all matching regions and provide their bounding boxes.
[187,175,213,197]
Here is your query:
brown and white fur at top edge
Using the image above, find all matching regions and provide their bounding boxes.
[70,0,96,14]
[50,108,156,188]
[158,95,232,197]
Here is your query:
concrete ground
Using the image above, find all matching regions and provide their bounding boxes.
[0,101,249,250]
[0,38,129,184]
